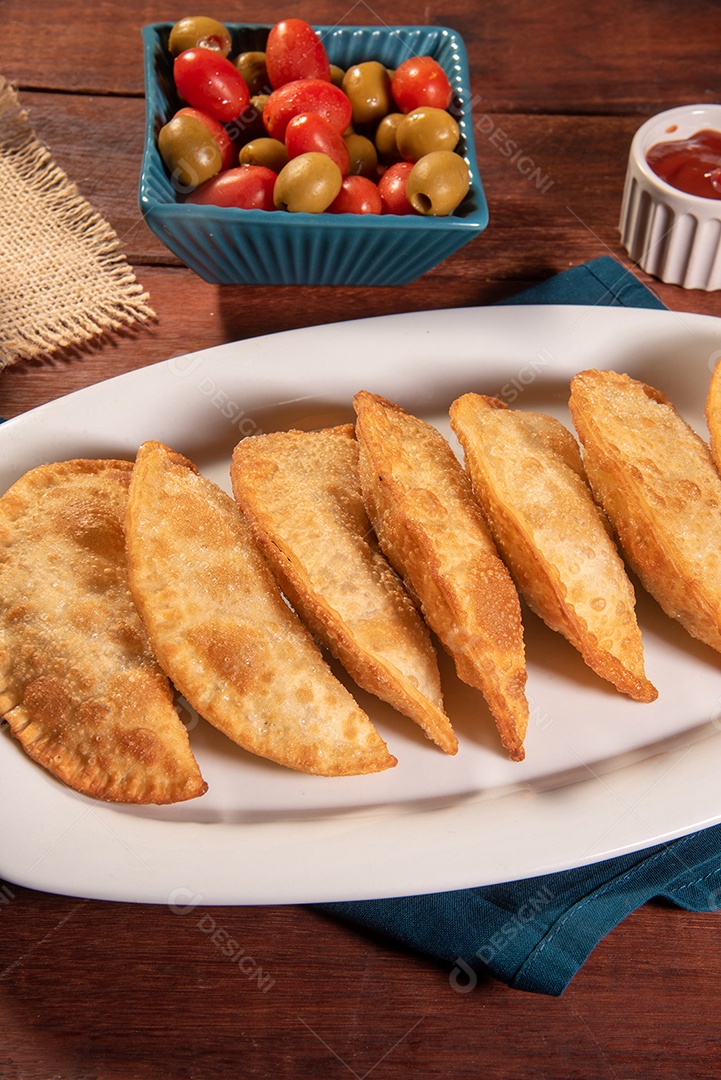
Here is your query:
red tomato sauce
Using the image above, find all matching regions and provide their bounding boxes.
[646,128,721,200]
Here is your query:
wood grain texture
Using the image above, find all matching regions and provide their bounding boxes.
[3,0,721,114]
[3,1,721,1075]
[1,881,721,1079]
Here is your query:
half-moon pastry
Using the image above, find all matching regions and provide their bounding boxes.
[0,459,207,803]
[127,441,395,776]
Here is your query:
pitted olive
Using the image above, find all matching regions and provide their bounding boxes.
[274,152,343,212]
[239,137,289,172]
[168,16,232,57]
[158,114,223,193]
[374,112,405,165]
[233,51,270,96]
[406,151,470,215]
[341,61,392,126]
[396,107,460,162]
[344,133,378,178]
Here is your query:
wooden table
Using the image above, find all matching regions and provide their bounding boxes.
[3,2,721,1076]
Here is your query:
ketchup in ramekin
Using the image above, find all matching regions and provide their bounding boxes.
[646,128,721,200]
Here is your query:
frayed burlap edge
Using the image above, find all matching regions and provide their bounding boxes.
[0,78,156,369]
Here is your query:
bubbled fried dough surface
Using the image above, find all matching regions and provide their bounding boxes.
[450,394,656,703]
[706,358,721,473]
[353,392,529,762]
[231,425,456,755]
[0,459,207,804]
[570,369,721,656]
[127,441,395,776]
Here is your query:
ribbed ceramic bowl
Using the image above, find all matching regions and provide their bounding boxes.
[620,104,721,291]
[139,22,488,286]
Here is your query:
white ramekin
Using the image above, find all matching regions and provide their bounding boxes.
[619,104,721,291]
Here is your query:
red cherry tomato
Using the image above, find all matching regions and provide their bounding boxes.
[328,175,382,214]
[175,107,235,170]
[285,113,350,175]
[263,78,353,141]
[266,19,331,89]
[378,161,418,214]
[391,57,453,113]
[174,48,251,123]
[185,166,277,210]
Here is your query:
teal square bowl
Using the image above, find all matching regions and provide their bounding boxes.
[139,23,488,286]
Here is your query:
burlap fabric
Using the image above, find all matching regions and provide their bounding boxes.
[0,78,155,369]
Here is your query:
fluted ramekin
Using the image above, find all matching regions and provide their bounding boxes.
[620,104,721,291]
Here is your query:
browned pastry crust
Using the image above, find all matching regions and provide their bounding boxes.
[450,393,656,703]
[0,459,207,803]
[354,392,529,762]
[231,425,456,755]
[127,441,395,776]
[706,357,721,473]
[570,369,721,656]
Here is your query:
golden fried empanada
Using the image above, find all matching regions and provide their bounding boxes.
[127,441,395,775]
[0,459,207,803]
[353,392,529,762]
[570,368,721,655]
[450,393,657,702]
[706,357,721,472]
[231,425,456,755]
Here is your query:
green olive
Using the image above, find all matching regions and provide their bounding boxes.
[396,107,460,163]
[329,64,345,88]
[374,112,405,165]
[158,114,223,193]
[168,16,232,57]
[406,151,470,215]
[233,51,269,96]
[239,137,288,173]
[344,133,378,179]
[274,152,343,213]
[341,61,392,126]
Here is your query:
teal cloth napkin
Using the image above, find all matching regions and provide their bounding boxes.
[315,255,721,996]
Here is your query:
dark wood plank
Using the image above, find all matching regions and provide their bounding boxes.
[4,0,721,114]
[1,253,710,421]
[1,882,721,1079]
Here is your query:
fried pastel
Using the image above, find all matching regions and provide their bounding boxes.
[353,392,529,762]
[127,441,395,775]
[706,357,721,473]
[231,425,456,755]
[570,369,721,655]
[449,393,657,703]
[0,459,207,804]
